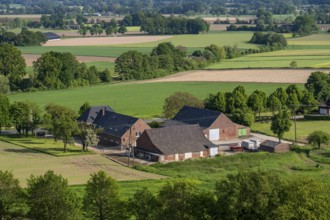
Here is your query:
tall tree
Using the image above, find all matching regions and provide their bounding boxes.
[307,130,330,154]
[27,171,81,220]
[271,109,292,142]
[273,87,288,106]
[0,171,26,219]
[232,86,248,109]
[9,101,30,135]
[77,122,99,151]
[45,104,78,152]
[128,187,159,220]
[157,179,198,220]
[248,90,266,117]
[163,92,204,118]
[0,94,10,134]
[214,171,282,220]
[267,94,282,115]
[305,71,330,102]
[204,92,226,112]
[83,171,127,220]
[0,43,26,87]
[0,75,10,94]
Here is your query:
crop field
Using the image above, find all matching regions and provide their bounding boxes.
[0,140,164,187]
[209,33,330,69]
[8,82,302,118]
[150,69,315,84]
[251,120,330,143]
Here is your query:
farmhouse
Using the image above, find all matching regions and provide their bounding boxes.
[78,106,150,147]
[77,105,114,124]
[319,100,330,115]
[163,106,250,141]
[135,125,219,162]
[259,140,291,153]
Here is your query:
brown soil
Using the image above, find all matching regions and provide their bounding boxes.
[43,35,172,46]
[143,69,330,84]
[23,54,116,66]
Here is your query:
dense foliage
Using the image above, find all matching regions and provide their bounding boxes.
[115,42,228,80]
[0,28,46,46]
[1,169,329,219]
[250,32,287,47]
[204,83,318,125]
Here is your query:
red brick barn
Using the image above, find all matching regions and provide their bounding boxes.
[78,106,150,147]
[163,106,250,141]
[135,125,218,162]
[259,140,291,153]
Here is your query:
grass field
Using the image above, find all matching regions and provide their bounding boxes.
[0,135,92,156]
[85,61,115,72]
[0,140,164,187]
[8,82,302,118]
[208,33,330,69]
[251,120,330,143]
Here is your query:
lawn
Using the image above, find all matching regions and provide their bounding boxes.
[8,82,302,118]
[0,134,91,156]
[0,140,164,187]
[251,120,330,143]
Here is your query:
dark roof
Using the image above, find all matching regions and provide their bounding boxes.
[319,99,330,108]
[161,119,189,127]
[260,140,281,148]
[77,106,114,124]
[43,32,61,40]
[141,125,216,155]
[94,110,138,138]
[172,106,222,128]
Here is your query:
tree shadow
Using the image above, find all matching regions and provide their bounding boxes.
[4,148,44,154]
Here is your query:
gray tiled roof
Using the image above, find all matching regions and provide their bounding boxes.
[142,124,216,155]
[77,106,114,124]
[172,106,222,128]
[94,111,138,138]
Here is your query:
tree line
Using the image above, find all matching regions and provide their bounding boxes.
[0,28,46,46]
[1,169,329,219]
[227,9,319,37]
[163,71,330,127]
[0,44,112,93]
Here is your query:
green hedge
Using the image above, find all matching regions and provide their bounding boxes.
[304,115,330,120]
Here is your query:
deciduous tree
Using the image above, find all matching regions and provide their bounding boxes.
[83,171,127,220]
[0,94,10,134]
[0,170,26,219]
[307,130,330,154]
[27,171,81,220]
[163,92,204,118]
[271,109,292,142]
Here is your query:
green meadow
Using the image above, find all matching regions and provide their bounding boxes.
[208,33,330,69]
[8,82,302,118]
[251,120,330,143]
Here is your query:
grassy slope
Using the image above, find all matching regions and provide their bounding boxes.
[251,120,330,143]
[8,82,302,118]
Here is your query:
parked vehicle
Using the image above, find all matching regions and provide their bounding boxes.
[241,139,261,151]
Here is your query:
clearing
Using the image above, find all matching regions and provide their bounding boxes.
[0,140,164,187]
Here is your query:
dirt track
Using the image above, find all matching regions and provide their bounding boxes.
[44,35,172,46]
[23,54,116,66]
[144,69,330,84]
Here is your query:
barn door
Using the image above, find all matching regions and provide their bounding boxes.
[209,129,220,141]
